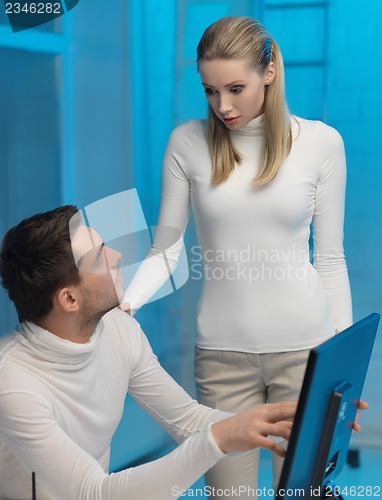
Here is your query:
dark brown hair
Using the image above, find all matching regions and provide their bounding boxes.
[1,205,81,323]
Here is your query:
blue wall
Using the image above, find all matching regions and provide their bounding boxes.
[0,0,381,468]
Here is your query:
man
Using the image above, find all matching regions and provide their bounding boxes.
[0,205,298,499]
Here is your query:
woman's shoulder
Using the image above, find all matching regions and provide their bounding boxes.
[169,119,207,141]
[165,119,208,162]
[292,115,343,145]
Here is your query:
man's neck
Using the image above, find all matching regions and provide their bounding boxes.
[37,313,97,344]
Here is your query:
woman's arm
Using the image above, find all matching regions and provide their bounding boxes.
[122,125,193,312]
[312,122,352,333]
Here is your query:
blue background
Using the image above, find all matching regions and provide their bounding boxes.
[0,0,381,471]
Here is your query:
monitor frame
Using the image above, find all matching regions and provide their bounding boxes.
[276,313,380,500]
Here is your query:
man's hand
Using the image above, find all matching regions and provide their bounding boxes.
[352,400,368,432]
[211,401,296,457]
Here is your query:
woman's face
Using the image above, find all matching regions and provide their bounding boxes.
[199,57,275,130]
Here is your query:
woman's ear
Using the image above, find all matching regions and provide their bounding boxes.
[54,287,80,313]
[265,62,276,85]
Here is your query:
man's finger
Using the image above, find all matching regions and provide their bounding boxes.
[266,401,297,422]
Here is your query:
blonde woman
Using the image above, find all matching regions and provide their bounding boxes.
[122,16,352,498]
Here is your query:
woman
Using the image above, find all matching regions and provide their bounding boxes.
[122,16,352,497]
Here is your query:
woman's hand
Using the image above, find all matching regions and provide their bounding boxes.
[118,302,131,314]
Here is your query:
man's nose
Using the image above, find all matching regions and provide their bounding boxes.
[104,246,122,268]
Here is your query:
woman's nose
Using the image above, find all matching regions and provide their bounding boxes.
[219,95,233,115]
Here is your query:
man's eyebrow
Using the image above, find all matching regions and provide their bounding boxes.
[84,226,105,261]
[79,242,104,265]
[93,242,105,261]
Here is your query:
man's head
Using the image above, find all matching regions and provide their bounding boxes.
[1,206,81,323]
[0,205,122,326]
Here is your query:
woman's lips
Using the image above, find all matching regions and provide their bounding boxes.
[223,116,239,126]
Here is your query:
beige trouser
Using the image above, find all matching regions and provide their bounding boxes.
[195,348,310,500]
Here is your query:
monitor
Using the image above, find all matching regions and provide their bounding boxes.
[276,313,380,500]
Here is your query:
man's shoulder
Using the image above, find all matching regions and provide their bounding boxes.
[0,328,41,395]
[101,309,145,348]
[100,309,154,369]
[0,328,21,367]
[102,307,140,329]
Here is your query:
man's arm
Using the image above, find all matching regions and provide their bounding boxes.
[0,388,295,500]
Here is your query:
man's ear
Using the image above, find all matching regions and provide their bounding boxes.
[54,287,80,313]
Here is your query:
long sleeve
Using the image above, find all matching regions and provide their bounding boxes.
[122,124,193,312]
[0,318,230,500]
[0,390,225,500]
[312,123,352,333]
[127,326,230,444]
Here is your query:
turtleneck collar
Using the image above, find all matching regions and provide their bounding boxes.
[230,113,264,137]
[17,320,103,364]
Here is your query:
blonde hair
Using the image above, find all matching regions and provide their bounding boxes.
[196,16,291,186]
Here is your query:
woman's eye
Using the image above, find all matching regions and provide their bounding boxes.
[231,86,244,94]
[204,88,216,95]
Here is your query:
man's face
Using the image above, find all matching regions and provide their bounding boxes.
[71,224,123,317]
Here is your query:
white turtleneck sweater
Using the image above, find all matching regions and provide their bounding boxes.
[123,115,352,351]
[0,309,228,500]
